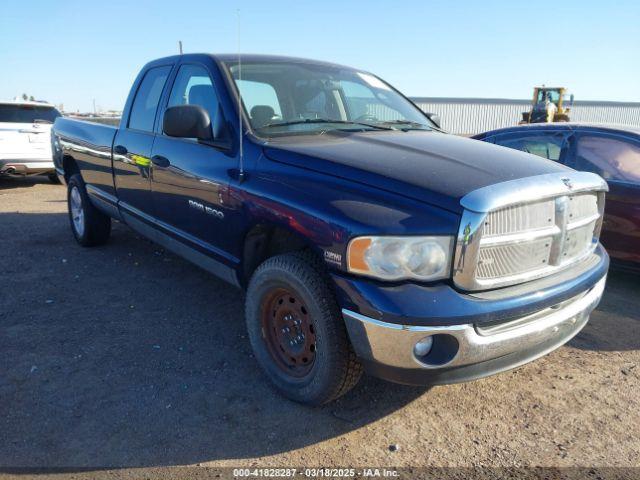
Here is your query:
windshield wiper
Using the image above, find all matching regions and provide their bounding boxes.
[378,120,430,129]
[379,119,446,132]
[260,118,393,131]
[33,119,53,124]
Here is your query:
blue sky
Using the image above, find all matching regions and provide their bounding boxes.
[2,0,639,112]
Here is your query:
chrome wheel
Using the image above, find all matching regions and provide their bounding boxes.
[70,186,85,237]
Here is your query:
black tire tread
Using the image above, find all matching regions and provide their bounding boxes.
[246,250,362,405]
[67,174,111,247]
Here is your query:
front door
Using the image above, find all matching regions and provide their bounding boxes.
[150,63,238,263]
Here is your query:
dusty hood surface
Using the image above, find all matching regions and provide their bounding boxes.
[263,130,570,213]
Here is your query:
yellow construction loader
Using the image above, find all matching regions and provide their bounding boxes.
[520,86,574,124]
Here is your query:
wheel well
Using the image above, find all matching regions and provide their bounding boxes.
[62,155,80,182]
[241,225,314,287]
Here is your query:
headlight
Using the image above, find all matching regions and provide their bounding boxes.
[347,236,453,281]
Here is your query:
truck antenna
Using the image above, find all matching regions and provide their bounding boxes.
[178,40,183,55]
[237,9,245,182]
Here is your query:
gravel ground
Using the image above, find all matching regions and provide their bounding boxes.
[1,177,638,478]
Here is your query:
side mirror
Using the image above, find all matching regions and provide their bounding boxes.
[163,105,213,140]
[425,112,441,128]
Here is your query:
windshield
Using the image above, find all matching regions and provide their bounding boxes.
[0,104,61,123]
[536,89,561,106]
[223,60,435,136]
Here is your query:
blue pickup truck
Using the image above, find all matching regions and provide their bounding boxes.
[52,54,609,405]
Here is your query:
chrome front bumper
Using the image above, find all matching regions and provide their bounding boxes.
[343,276,606,385]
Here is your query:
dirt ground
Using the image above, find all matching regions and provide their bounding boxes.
[1,177,639,478]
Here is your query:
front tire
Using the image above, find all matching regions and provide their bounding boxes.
[67,174,111,247]
[245,252,362,405]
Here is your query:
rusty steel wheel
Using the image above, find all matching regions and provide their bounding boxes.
[261,287,316,377]
[246,252,363,405]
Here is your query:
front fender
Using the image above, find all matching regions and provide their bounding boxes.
[233,156,460,274]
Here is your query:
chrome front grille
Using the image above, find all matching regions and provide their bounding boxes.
[453,173,608,291]
[477,193,599,281]
[482,200,556,237]
[476,235,554,280]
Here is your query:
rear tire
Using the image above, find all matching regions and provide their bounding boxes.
[245,251,362,405]
[67,174,111,247]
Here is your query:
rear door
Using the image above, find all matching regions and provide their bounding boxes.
[150,62,238,263]
[569,131,640,266]
[113,65,172,218]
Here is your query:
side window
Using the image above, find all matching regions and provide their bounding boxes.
[575,134,640,183]
[493,132,568,161]
[236,80,283,125]
[166,64,225,139]
[128,66,171,132]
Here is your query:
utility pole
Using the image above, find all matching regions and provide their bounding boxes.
[178,40,183,55]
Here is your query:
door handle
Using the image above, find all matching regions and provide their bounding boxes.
[114,145,128,155]
[151,155,170,168]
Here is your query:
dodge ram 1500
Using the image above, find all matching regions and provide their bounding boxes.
[52,54,609,405]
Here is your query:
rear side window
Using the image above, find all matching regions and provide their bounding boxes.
[128,66,171,132]
[0,104,60,123]
[492,131,569,161]
[575,134,640,183]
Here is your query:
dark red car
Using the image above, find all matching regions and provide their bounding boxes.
[474,123,640,272]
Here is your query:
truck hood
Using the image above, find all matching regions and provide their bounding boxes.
[262,131,570,213]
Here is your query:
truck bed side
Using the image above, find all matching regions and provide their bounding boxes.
[53,117,118,200]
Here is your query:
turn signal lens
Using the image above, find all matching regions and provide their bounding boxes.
[347,236,453,281]
[347,237,372,272]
